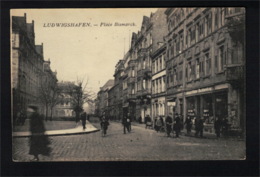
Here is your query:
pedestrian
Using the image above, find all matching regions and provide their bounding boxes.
[222,117,229,137]
[127,113,132,132]
[138,116,142,124]
[27,106,51,161]
[195,116,204,138]
[214,117,222,138]
[173,113,181,138]
[122,115,130,134]
[100,115,109,136]
[165,114,173,137]
[145,115,152,129]
[184,116,192,135]
[155,116,163,132]
[81,112,87,130]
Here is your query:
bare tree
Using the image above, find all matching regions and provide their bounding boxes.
[38,75,59,121]
[68,76,95,122]
[49,84,61,121]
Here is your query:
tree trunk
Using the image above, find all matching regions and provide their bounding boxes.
[45,104,48,121]
[50,106,53,121]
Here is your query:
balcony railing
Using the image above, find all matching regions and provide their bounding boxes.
[225,64,244,82]
[127,76,135,84]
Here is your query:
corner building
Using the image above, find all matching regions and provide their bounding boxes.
[164,8,245,134]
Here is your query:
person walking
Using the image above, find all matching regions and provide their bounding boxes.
[195,116,204,138]
[27,106,51,161]
[81,112,87,130]
[222,117,229,137]
[127,113,132,132]
[100,115,109,136]
[145,115,152,129]
[165,114,173,137]
[155,116,164,133]
[173,113,182,138]
[122,115,130,134]
[214,117,222,138]
[184,116,192,135]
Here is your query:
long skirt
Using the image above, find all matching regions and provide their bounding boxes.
[29,135,51,156]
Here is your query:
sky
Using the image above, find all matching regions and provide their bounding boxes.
[11,8,158,95]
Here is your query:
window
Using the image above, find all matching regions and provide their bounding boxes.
[215,9,219,29]
[205,53,211,75]
[143,79,146,89]
[132,67,135,77]
[200,59,204,77]
[162,76,166,92]
[196,23,199,42]
[221,8,225,26]
[180,35,183,52]
[173,68,177,85]
[218,46,225,71]
[143,58,146,69]
[196,58,200,79]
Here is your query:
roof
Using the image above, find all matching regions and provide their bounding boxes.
[101,79,114,91]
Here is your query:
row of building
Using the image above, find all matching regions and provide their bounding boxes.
[11,14,84,120]
[96,7,245,134]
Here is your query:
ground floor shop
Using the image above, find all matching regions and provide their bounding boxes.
[166,83,244,134]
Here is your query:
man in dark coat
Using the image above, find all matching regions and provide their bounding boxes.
[122,115,130,134]
[214,117,222,138]
[27,106,51,161]
[165,114,173,137]
[184,116,192,135]
[195,116,204,138]
[174,113,182,138]
[81,112,87,130]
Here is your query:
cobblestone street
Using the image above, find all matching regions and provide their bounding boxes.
[13,118,245,161]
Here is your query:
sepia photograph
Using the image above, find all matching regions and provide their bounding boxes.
[11,8,246,162]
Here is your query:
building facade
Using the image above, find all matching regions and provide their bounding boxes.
[164,8,245,133]
[151,44,167,122]
[11,13,58,120]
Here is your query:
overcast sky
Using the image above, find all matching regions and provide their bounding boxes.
[11,8,158,94]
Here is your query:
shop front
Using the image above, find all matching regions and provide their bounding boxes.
[185,86,229,133]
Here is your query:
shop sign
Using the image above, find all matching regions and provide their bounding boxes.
[198,87,212,94]
[167,102,176,106]
[215,84,228,90]
[186,90,198,96]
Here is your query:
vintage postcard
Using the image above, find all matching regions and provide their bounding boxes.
[11,8,246,162]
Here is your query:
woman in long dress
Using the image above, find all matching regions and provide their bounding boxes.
[27,106,51,161]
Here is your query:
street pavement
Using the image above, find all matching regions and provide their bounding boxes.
[12,117,245,161]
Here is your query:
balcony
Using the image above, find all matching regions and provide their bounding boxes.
[127,76,135,84]
[225,64,244,83]
[137,68,152,79]
[127,94,136,101]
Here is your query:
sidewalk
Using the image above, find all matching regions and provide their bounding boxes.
[13,121,99,138]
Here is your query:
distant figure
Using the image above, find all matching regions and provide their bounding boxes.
[122,115,130,134]
[184,116,192,135]
[222,117,229,137]
[100,115,109,136]
[173,113,181,138]
[155,116,164,132]
[138,116,142,124]
[214,117,222,138]
[145,115,152,129]
[127,113,132,132]
[81,112,87,130]
[27,106,51,161]
[165,115,173,137]
[195,116,204,138]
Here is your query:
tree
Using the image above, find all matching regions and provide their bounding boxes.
[38,75,59,121]
[49,85,61,121]
[68,76,95,122]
